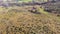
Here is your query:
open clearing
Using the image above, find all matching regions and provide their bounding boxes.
[0,5,60,34]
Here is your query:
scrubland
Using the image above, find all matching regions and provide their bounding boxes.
[0,5,60,34]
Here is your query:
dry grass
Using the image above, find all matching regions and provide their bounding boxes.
[0,6,60,34]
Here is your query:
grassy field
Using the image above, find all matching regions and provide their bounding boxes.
[18,0,32,2]
[0,6,60,34]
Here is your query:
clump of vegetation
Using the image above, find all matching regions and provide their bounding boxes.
[42,1,60,17]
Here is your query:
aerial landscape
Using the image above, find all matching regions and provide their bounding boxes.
[0,0,60,34]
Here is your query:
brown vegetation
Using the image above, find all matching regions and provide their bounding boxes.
[0,6,60,34]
